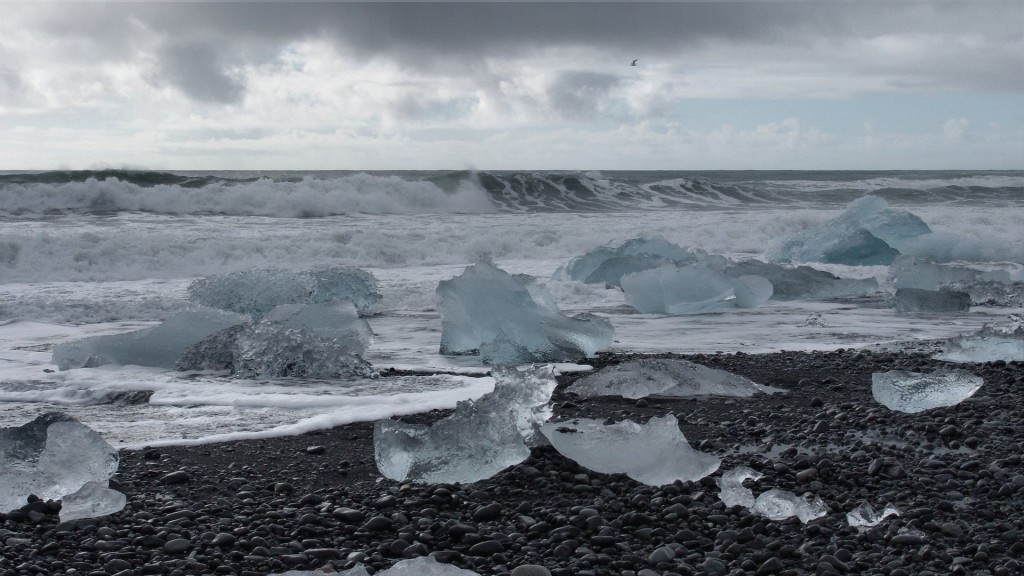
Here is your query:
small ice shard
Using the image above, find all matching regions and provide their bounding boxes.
[59,481,127,522]
[188,266,382,317]
[716,465,762,508]
[846,501,899,529]
[52,309,247,370]
[620,264,736,314]
[0,413,121,515]
[566,358,782,400]
[554,237,701,286]
[804,312,828,327]
[540,415,721,485]
[937,324,1024,363]
[733,275,773,308]
[438,263,613,365]
[751,489,828,523]
[177,302,374,378]
[374,366,556,484]
[724,259,878,300]
[871,369,983,413]
[893,287,971,313]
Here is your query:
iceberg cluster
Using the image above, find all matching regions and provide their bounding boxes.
[724,259,878,300]
[716,466,827,523]
[374,367,556,484]
[871,369,983,413]
[540,415,720,485]
[0,413,123,520]
[554,237,701,287]
[438,263,614,364]
[937,324,1024,363]
[188,266,382,317]
[566,357,782,400]
[887,256,1024,307]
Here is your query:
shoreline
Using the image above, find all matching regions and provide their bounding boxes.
[2,349,1022,576]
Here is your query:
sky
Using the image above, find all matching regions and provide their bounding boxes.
[0,2,1022,170]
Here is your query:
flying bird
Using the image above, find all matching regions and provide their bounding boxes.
[631,59,638,66]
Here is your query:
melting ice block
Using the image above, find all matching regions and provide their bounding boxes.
[871,369,983,413]
[437,263,613,365]
[566,358,782,400]
[716,466,827,523]
[374,367,556,484]
[716,465,761,508]
[59,481,127,522]
[620,264,738,314]
[0,413,122,516]
[887,256,981,292]
[271,557,483,576]
[893,288,971,313]
[724,260,878,300]
[733,275,773,308]
[554,237,701,287]
[937,325,1024,363]
[188,266,382,317]
[177,302,374,378]
[846,502,899,530]
[52,309,247,370]
[540,415,721,485]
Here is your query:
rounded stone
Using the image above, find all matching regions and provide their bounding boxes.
[164,538,190,553]
[510,565,553,576]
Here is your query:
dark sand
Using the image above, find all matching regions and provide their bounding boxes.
[1,350,1022,576]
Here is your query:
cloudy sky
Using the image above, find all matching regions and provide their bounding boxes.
[1,2,1021,170]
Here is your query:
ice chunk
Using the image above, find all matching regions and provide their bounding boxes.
[886,255,981,292]
[59,481,127,522]
[937,325,1024,363]
[871,369,983,413]
[716,466,827,523]
[716,465,761,508]
[177,302,374,378]
[540,415,721,485]
[188,266,381,317]
[846,502,899,530]
[724,260,878,300]
[272,557,482,576]
[893,288,971,313]
[52,309,247,370]
[374,366,556,484]
[621,264,736,314]
[554,237,701,286]
[566,358,782,400]
[733,275,773,308]
[438,263,613,365]
[949,281,1024,307]
[0,413,120,515]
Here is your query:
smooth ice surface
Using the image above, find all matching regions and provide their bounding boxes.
[555,237,700,286]
[52,309,246,370]
[768,196,931,265]
[893,288,971,313]
[871,369,983,413]
[540,415,720,485]
[0,412,119,513]
[188,266,381,317]
[621,264,737,314]
[271,557,483,576]
[59,480,127,522]
[374,367,556,484]
[716,465,762,508]
[177,302,374,378]
[723,260,878,300]
[567,358,782,400]
[937,325,1024,363]
[887,256,982,292]
[717,465,827,523]
[846,502,899,529]
[437,263,613,365]
[733,275,774,308]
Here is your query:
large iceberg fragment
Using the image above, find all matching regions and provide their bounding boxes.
[271,557,483,576]
[437,263,613,365]
[188,266,382,317]
[620,264,738,314]
[0,413,121,516]
[937,325,1024,363]
[52,309,247,370]
[767,196,931,265]
[871,369,983,413]
[177,302,374,378]
[893,288,971,313]
[887,256,982,292]
[374,367,556,484]
[716,466,827,523]
[554,237,701,287]
[846,502,899,530]
[566,358,782,400]
[59,481,128,522]
[723,260,878,300]
[732,275,774,308]
[540,415,720,485]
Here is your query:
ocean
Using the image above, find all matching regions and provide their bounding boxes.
[0,169,1021,448]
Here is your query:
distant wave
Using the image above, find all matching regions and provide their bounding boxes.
[0,170,1020,217]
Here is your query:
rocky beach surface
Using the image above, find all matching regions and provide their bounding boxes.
[1,349,1022,576]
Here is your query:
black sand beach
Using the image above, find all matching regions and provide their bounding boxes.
[1,349,1022,576]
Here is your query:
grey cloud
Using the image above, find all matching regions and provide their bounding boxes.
[547,71,621,119]
[154,42,246,104]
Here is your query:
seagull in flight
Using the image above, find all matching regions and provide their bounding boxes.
[631,59,638,66]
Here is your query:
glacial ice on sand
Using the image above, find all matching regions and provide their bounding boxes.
[0,413,121,517]
[937,324,1024,363]
[374,366,556,484]
[716,466,827,523]
[271,556,483,576]
[437,262,614,365]
[846,502,900,530]
[540,415,721,485]
[620,264,738,314]
[893,287,971,313]
[554,237,701,287]
[177,302,374,378]
[59,481,128,522]
[723,259,878,300]
[188,266,382,317]
[566,358,782,400]
[871,369,983,413]
[52,309,247,370]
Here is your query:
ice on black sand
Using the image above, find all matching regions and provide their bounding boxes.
[567,357,782,400]
[871,368,983,413]
[716,465,827,523]
[937,324,1024,363]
